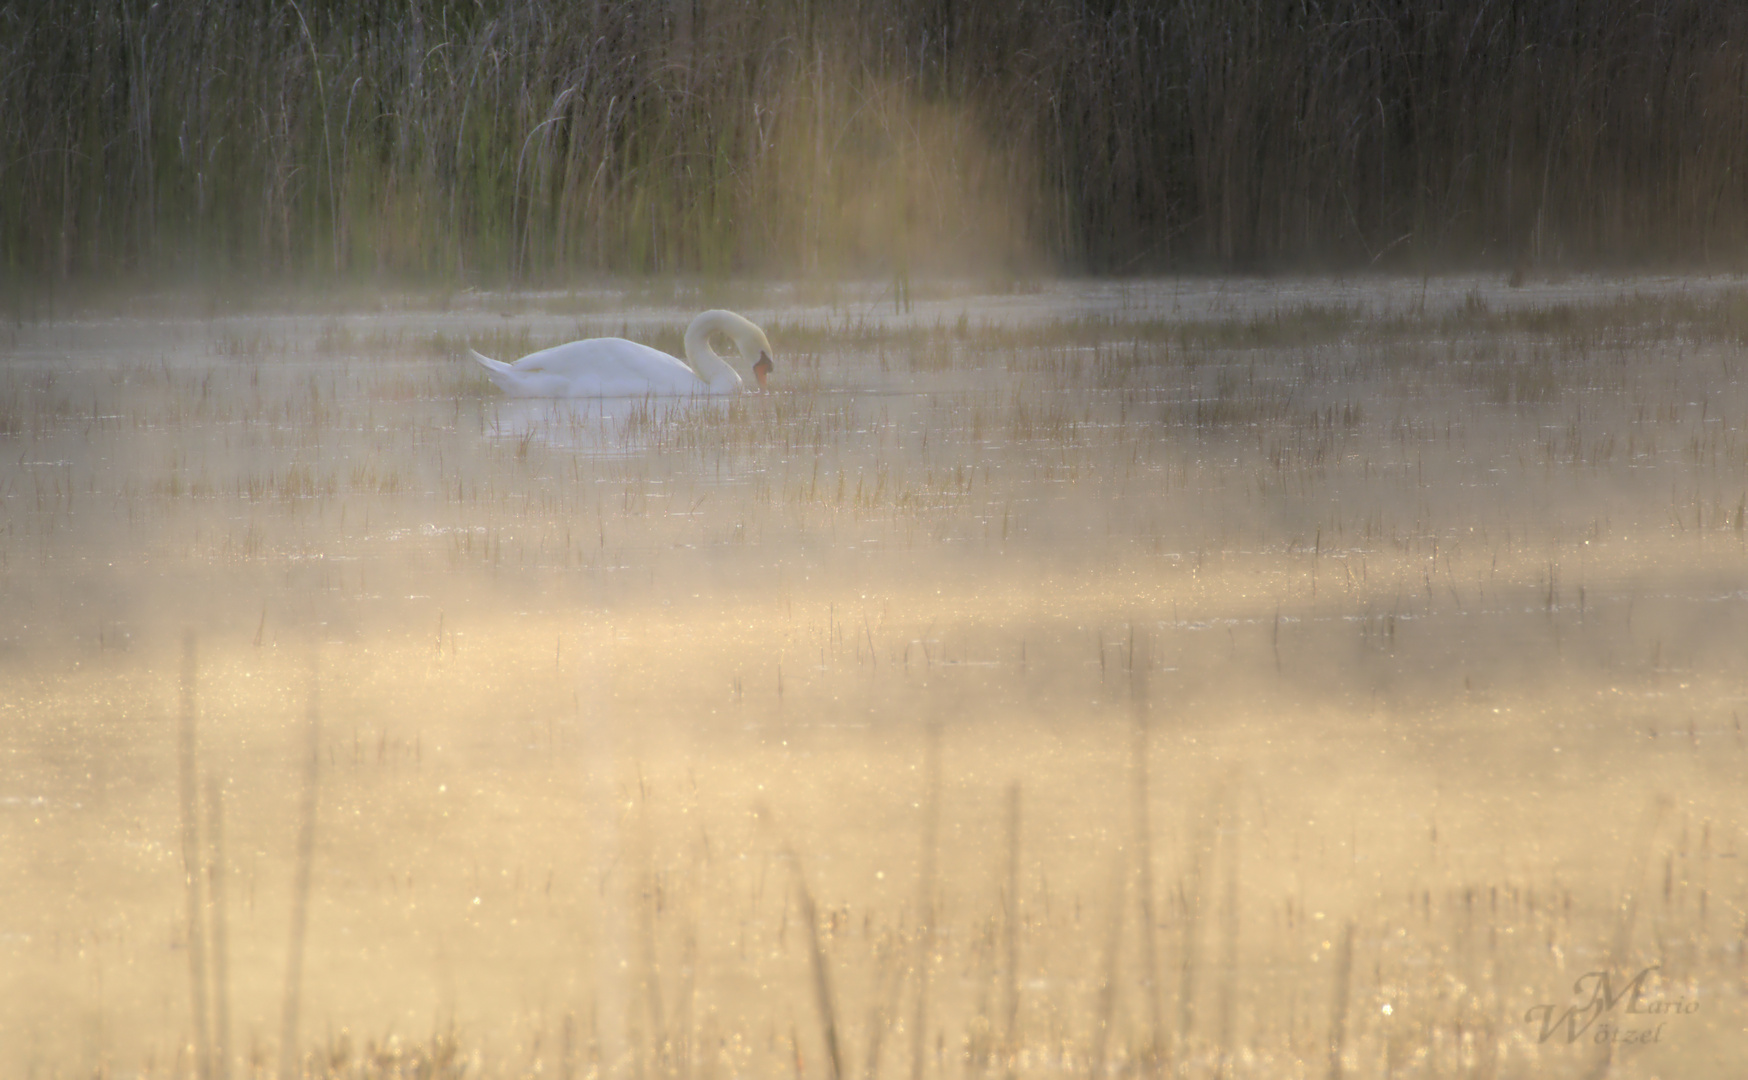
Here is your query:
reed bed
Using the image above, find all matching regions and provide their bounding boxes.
[11,0,1748,292]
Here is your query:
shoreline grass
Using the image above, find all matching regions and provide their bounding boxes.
[10,1,1748,291]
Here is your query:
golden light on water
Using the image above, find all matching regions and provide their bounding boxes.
[2,278,1745,1077]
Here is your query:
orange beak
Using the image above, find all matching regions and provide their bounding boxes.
[754,354,773,390]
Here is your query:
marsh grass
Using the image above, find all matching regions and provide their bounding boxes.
[1,278,1746,1077]
[13,1,1748,289]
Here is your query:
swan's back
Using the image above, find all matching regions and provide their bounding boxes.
[469,310,771,397]
[472,337,709,397]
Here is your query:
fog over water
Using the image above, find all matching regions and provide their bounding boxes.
[2,275,1744,1078]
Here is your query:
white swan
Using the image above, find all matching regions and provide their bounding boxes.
[468,309,774,397]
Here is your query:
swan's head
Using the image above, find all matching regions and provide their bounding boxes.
[738,323,775,391]
[691,310,776,392]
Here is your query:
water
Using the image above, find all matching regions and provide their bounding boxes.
[1,276,1743,1077]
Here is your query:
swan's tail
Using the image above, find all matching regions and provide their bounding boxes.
[468,347,506,371]
[468,348,517,393]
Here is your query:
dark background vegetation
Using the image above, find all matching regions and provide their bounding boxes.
[6,0,1748,286]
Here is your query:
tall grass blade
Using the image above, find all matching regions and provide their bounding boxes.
[177,631,213,1080]
[910,720,941,1080]
[1130,628,1163,1076]
[205,773,233,1080]
[1001,782,1021,1080]
[278,651,321,1080]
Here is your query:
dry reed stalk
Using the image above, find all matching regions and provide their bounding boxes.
[1216,781,1240,1080]
[859,919,910,1080]
[177,631,214,1080]
[1000,782,1021,1080]
[1177,794,1218,1055]
[279,651,322,1080]
[672,920,699,1080]
[637,885,668,1073]
[206,773,233,1080]
[563,640,627,1077]
[1130,627,1164,1076]
[635,795,669,1072]
[910,720,941,1080]
[795,861,844,1080]
[562,1013,576,1080]
[591,742,626,1079]
[1089,850,1126,1079]
[1326,921,1355,1080]
[754,804,844,1080]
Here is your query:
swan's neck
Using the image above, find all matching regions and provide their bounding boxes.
[683,310,749,393]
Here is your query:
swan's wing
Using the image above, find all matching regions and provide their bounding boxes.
[509,338,706,395]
